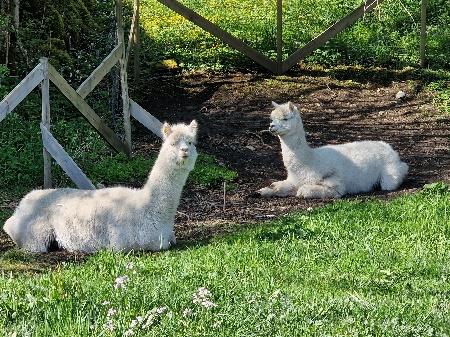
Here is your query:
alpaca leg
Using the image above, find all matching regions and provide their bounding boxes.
[380,161,408,191]
[257,180,296,197]
[297,178,345,199]
[169,232,176,246]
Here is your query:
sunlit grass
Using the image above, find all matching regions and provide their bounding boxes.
[1,185,449,336]
[133,0,450,70]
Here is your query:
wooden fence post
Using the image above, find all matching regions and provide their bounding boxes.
[116,0,132,156]
[40,57,52,188]
[420,0,427,67]
[276,0,283,74]
[133,0,140,83]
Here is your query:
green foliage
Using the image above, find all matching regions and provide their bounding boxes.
[135,0,450,71]
[4,0,113,77]
[1,189,449,335]
[427,80,450,114]
[0,114,43,188]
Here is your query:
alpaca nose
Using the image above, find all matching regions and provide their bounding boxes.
[180,146,189,156]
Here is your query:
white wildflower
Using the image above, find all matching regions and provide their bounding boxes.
[104,320,114,332]
[192,287,217,309]
[123,329,134,337]
[182,308,193,318]
[125,306,169,333]
[156,306,168,315]
[101,301,110,306]
[107,308,117,317]
[270,289,281,303]
[125,262,134,270]
[114,275,129,289]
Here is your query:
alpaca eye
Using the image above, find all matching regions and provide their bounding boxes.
[282,118,289,121]
[188,141,192,145]
[171,142,176,146]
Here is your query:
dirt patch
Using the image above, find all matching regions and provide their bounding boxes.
[1,66,449,264]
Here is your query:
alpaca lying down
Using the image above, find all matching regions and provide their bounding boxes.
[4,121,198,253]
[258,102,408,199]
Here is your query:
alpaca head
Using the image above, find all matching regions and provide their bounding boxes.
[161,120,198,171]
[269,101,304,137]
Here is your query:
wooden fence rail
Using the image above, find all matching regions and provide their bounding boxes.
[282,0,385,72]
[47,63,130,156]
[0,63,43,122]
[40,123,95,190]
[77,43,123,99]
[156,0,277,73]
[130,99,163,138]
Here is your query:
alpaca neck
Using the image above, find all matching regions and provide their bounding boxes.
[141,156,190,224]
[279,128,313,173]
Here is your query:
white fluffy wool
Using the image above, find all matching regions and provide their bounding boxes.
[3,121,198,253]
[258,102,408,199]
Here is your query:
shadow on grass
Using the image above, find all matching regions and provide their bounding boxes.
[0,210,318,274]
[286,64,450,90]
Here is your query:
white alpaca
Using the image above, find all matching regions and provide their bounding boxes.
[258,102,408,199]
[3,121,198,253]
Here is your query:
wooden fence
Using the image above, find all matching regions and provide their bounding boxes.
[156,0,428,73]
[0,0,163,190]
[1,0,429,189]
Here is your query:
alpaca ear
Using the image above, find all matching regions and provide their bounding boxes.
[189,120,198,133]
[271,101,280,109]
[288,101,301,115]
[162,122,172,139]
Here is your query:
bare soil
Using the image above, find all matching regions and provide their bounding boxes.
[1,66,449,265]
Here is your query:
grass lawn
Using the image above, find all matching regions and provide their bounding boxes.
[1,184,449,336]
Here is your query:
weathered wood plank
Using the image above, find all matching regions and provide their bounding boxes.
[116,0,132,155]
[276,0,283,74]
[40,123,95,190]
[0,63,43,122]
[133,0,141,83]
[282,0,385,72]
[156,0,277,73]
[125,0,139,66]
[130,99,163,139]
[47,63,130,155]
[76,43,123,99]
[40,58,52,188]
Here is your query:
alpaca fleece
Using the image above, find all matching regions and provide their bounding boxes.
[258,102,408,199]
[4,121,198,252]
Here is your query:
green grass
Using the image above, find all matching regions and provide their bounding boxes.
[1,185,449,336]
[133,0,450,71]
[428,80,450,115]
